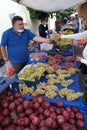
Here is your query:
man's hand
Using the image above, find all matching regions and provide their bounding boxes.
[54,32,61,39]
[3,56,8,62]
[45,38,52,44]
[33,36,51,44]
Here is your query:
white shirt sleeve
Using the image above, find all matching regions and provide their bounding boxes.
[81,58,87,65]
[61,30,87,40]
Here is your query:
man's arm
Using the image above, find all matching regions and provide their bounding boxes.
[0,46,8,61]
[33,35,51,44]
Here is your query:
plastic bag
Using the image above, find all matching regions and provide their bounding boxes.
[5,60,16,76]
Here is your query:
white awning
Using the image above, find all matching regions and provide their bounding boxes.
[12,0,84,12]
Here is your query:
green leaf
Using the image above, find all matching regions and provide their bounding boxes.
[10,113,17,119]
[27,7,49,20]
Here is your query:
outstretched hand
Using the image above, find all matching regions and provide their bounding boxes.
[76,56,82,62]
[46,38,52,44]
[54,32,61,39]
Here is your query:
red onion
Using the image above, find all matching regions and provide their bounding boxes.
[50,112,57,120]
[18,112,25,118]
[56,100,64,107]
[49,106,56,112]
[34,102,40,109]
[17,104,24,113]
[0,114,4,123]
[25,108,33,115]
[23,100,31,109]
[5,125,16,130]
[32,97,38,103]
[69,118,75,124]
[70,112,75,119]
[24,128,31,130]
[44,117,53,128]
[42,101,51,109]
[31,115,40,125]
[2,100,9,108]
[76,112,84,120]
[39,114,45,120]
[57,115,65,124]
[56,108,61,115]
[7,91,12,96]
[62,110,70,121]
[32,92,38,97]
[14,92,21,98]
[2,116,12,126]
[72,106,79,113]
[16,117,25,126]
[9,102,16,111]
[16,126,25,130]
[39,127,49,130]
[18,97,24,103]
[14,99,20,105]
[62,122,71,130]
[51,119,58,129]
[30,124,37,130]
[38,106,44,114]
[37,96,44,103]
[24,117,30,126]
[70,126,77,130]
[2,108,10,116]
[8,95,14,102]
[39,119,45,127]
[76,119,85,127]
[0,127,3,130]
[44,109,50,117]
[65,106,72,113]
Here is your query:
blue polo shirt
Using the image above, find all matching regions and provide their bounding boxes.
[1,28,36,63]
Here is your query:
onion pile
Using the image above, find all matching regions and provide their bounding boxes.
[0,90,85,130]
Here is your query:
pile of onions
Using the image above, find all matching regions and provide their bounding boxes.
[0,90,85,130]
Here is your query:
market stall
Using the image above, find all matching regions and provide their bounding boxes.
[0,0,87,129]
[0,39,87,129]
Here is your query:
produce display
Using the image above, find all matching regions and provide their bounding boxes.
[18,65,83,101]
[53,36,72,46]
[29,52,47,62]
[19,83,34,95]
[0,35,87,130]
[58,88,83,101]
[47,54,76,70]
[53,30,74,46]
[17,53,83,101]
[36,82,58,98]
[77,40,87,45]
[60,30,74,35]
[0,90,85,130]
[18,63,55,81]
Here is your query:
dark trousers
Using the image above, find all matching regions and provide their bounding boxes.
[11,62,27,74]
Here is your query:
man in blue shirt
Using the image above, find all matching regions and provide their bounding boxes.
[0,16,51,73]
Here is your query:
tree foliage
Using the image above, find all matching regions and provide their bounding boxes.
[27,7,49,20]
[27,7,76,22]
[55,8,76,22]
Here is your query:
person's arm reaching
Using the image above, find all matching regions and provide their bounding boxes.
[76,56,87,65]
[56,30,87,40]
[33,35,51,44]
[81,58,87,65]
